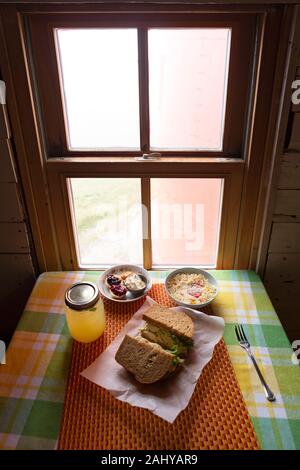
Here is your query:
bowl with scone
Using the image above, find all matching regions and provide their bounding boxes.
[99,264,152,302]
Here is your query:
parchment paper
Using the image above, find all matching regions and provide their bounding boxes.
[81,296,225,423]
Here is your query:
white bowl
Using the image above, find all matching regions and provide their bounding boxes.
[165,267,218,310]
[99,264,152,303]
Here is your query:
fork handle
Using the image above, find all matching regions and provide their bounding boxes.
[248,353,276,402]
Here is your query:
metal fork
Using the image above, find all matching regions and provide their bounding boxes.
[235,324,276,402]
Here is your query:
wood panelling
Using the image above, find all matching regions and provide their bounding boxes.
[0,140,17,182]
[278,153,300,189]
[265,253,300,293]
[264,253,300,340]
[0,254,34,295]
[266,297,300,342]
[0,79,36,345]
[0,222,30,253]
[0,104,10,139]
[0,182,24,222]
[0,9,60,271]
[288,113,300,151]
[260,9,300,344]
[269,222,300,253]
[0,253,35,346]
[2,0,299,4]
[255,6,300,274]
[273,189,300,221]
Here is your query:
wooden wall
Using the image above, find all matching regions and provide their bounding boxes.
[0,81,36,346]
[264,59,300,342]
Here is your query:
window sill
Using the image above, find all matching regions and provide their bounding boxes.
[47,156,243,164]
[45,156,244,178]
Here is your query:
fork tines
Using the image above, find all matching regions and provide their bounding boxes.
[235,324,249,343]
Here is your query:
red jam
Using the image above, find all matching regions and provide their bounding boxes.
[110,284,127,297]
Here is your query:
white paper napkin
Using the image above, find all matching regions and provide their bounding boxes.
[81,296,225,423]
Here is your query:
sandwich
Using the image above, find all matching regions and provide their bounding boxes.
[115,305,194,384]
[141,305,194,358]
[115,335,179,384]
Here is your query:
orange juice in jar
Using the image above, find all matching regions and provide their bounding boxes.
[64,282,105,343]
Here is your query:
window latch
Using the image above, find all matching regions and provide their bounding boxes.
[135,152,161,161]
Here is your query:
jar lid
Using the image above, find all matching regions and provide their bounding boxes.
[65,282,99,310]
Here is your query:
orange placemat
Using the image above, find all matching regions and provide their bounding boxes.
[58,284,259,450]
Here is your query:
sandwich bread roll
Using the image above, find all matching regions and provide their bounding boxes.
[115,305,194,384]
[115,335,176,384]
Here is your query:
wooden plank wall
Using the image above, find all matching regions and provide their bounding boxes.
[0,81,36,347]
[264,56,300,342]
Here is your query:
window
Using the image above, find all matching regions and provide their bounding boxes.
[151,179,223,267]
[148,29,231,151]
[56,27,231,152]
[69,177,223,268]
[57,29,140,150]
[29,12,255,157]
[70,178,143,266]
[18,5,281,271]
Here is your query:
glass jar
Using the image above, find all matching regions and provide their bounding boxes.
[64,282,105,343]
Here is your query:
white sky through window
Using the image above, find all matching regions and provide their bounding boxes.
[56,29,140,150]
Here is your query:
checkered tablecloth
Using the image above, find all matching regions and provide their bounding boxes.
[0,270,299,450]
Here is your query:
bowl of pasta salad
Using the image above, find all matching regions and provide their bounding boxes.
[165,268,218,309]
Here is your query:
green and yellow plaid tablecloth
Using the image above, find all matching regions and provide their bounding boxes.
[0,270,299,450]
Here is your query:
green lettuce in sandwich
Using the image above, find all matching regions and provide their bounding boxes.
[115,305,194,384]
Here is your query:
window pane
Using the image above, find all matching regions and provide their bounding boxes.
[70,178,143,266]
[151,178,223,267]
[56,29,140,150]
[149,29,231,151]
